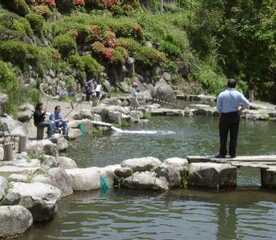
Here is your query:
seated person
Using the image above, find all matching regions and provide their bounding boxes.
[33,102,54,138]
[49,105,69,136]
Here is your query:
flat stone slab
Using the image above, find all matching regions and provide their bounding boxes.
[187,155,276,163]
[149,108,185,116]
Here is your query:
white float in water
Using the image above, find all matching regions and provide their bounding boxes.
[111,126,175,135]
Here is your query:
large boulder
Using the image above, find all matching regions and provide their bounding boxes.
[17,103,35,123]
[0,206,33,238]
[121,171,169,191]
[155,158,189,188]
[152,79,176,102]
[188,163,237,189]
[5,182,62,222]
[57,156,77,169]
[73,109,93,120]
[32,168,73,197]
[0,176,8,201]
[121,157,162,172]
[66,167,101,191]
[68,128,82,140]
[50,134,69,151]
[0,115,27,137]
[114,167,133,178]
[27,139,58,156]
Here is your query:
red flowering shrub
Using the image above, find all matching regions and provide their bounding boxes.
[103,30,116,48]
[73,0,85,6]
[92,42,113,61]
[101,0,117,8]
[45,0,56,6]
[103,48,113,60]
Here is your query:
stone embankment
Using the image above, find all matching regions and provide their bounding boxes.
[1,145,276,238]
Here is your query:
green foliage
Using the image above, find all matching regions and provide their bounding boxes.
[111,46,128,64]
[0,11,32,36]
[26,13,44,36]
[0,41,56,74]
[53,33,77,58]
[160,40,181,57]
[69,54,103,78]
[194,63,226,94]
[0,60,18,93]
[0,60,19,113]
[2,0,30,16]
[117,37,166,67]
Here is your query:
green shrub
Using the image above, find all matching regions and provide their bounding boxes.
[111,46,128,64]
[0,60,18,93]
[69,54,103,78]
[53,33,77,58]
[195,63,226,94]
[0,41,55,73]
[2,0,30,16]
[0,12,32,36]
[12,17,33,36]
[160,40,181,57]
[26,13,44,36]
[0,60,19,113]
[135,46,167,66]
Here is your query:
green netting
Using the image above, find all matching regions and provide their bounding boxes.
[77,122,87,136]
[100,175,109,194]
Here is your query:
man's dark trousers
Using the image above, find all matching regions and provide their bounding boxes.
[219,111,240,157]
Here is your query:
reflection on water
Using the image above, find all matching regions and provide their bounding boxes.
[21,117,276,240]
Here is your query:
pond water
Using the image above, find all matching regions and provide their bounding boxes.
[20,117,276,240]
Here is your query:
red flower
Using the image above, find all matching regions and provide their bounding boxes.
[103,48,113,60]
[45,0,56,6]
[74,0,85,6]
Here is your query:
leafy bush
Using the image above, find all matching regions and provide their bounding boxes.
[0,60,19,113]
[32,5,53,19]
[2,0,30,16]
[0,60,18,93]
[111,46,128,64]
[0,41,56,73]
[160,40,181,57]
[26,13,44,36]
[69,54,103,78]
[53,33,77,58]
[194,63,226,94]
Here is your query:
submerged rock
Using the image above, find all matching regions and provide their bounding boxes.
[188,163,237,189]
[0,205,33,238]
[121,171,169,191]
[121,157,162,172]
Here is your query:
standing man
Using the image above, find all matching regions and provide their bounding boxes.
[216,79,250,158]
